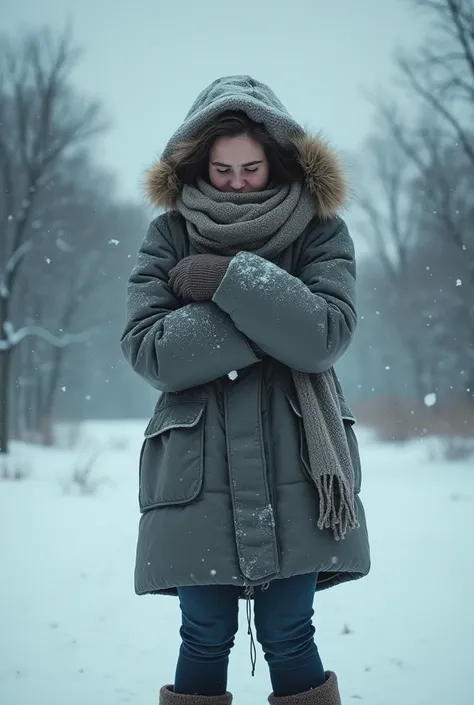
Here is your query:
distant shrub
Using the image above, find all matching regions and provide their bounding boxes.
[61,451,109,496]
[354,396,474,445]
[0,458,30,481]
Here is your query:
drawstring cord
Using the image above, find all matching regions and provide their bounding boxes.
[243,583,269,676]
[244,586,257,677]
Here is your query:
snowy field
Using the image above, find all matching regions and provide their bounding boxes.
[1,420,473,705]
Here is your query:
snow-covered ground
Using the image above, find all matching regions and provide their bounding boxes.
[1,421,473,705]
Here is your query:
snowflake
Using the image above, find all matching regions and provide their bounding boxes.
[424,393,436,407]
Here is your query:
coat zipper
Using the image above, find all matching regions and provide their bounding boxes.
[260,368,277,521]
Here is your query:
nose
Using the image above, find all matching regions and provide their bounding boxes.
[229,171,245,191]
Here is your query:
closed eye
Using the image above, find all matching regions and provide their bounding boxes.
[216,167,258,174]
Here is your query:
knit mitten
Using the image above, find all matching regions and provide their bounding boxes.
[169,254,232,302]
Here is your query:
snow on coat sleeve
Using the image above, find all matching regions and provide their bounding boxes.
[212,217,357,374]
[120,219,260,393]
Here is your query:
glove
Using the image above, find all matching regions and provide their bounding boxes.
[168,254,232,303]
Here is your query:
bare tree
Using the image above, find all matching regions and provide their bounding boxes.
[355,134,432,402]
[362,0,474,405]
[396,0,474,164]
[11,150,119,444]
[0,27,107,453]
[374,1,474,272]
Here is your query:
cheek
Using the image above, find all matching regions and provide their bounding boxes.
[209,170,226,189]
[251,168,270,189]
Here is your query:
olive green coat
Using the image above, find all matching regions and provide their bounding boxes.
[120,210,370,596]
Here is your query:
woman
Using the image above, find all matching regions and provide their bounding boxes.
[121,75,370,705]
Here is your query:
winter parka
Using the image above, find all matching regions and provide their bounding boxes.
[120,76,370,597]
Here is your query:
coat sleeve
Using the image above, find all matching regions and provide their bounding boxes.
[211,217,357,374]
[120,218,260,393]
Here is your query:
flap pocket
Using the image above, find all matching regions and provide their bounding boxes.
[139,401,206,511]
[284,392,311,479]
[144,401,206,438]
[338,396,356,424]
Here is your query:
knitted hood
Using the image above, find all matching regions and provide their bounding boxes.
[145,75,348,219]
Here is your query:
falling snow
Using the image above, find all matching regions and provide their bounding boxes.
[424,393,437,407]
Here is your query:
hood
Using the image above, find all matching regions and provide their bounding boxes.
[145,75,348,219]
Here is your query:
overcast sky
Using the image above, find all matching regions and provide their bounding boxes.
[2,0,427,213]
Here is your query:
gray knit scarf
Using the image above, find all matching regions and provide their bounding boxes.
[177,179,359,541]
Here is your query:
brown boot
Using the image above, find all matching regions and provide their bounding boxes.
[159,685,233,705]
[268,672,341,705]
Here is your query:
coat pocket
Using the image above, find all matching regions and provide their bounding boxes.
[139,400,207,512]
[285,392,362,494]
[284,392,313,484]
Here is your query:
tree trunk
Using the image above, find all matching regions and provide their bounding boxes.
[40,343,64,446]
[0,327,11,454]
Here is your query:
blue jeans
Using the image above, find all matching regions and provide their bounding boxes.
[175,573,325,697]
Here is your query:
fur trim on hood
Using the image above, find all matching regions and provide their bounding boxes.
[144,75,348,219]
[144,131,347,220]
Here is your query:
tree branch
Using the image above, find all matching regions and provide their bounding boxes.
[398,55,474,165]
[447,0,474,84]
[0,320,99,350]
[0,239,33,298]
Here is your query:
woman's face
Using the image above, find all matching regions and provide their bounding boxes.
[209,134,270,192]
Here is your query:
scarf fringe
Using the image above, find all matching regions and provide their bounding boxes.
[292,369,359,542]
[316,473,360,541]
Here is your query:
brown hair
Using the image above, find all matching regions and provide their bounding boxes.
[171,111,304,186]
